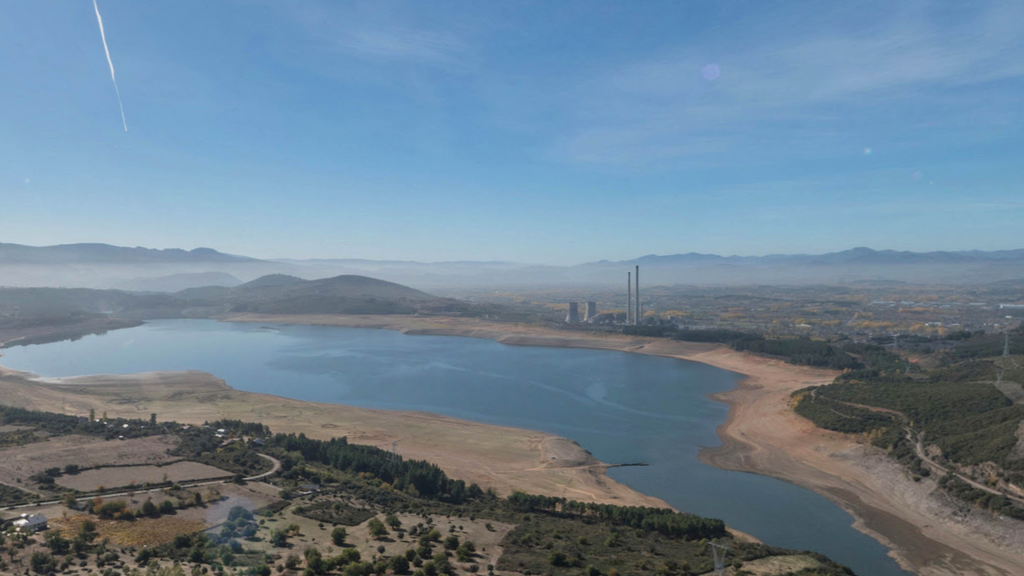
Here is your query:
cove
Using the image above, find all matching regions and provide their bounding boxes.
[0,319,910,576]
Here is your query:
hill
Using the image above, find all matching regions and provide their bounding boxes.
[0,242,258,264]
[115,271,243,292]
[0,274,457,332]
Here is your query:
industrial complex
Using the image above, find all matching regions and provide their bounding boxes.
[565,265,643,325]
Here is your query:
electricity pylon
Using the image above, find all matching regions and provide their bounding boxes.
[707,542,730,575]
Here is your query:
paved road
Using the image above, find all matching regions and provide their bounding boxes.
[2,454,282,513]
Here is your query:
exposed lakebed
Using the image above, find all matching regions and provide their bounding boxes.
[1,319,910,575]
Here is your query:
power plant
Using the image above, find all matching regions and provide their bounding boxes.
[565,265,640,325]
[566,301,580,324]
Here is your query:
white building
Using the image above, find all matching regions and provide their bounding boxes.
[13,514,47,532]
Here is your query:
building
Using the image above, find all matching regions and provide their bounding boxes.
[566,302,580,324]
[584,301,598,321]
[13,514,47,532]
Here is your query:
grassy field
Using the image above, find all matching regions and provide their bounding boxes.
[55,460,232,491]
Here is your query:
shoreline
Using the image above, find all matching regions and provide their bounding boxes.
[3,313,1023,574]
[221,314,1024,576]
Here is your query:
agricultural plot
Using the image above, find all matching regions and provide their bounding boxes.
[55,461,231,491]
[0,433,179,484]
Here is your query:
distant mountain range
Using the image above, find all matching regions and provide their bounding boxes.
[0,242,257,264]
[593,247,1024,267]
[2,242,1024,289]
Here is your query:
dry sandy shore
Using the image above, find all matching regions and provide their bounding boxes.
[0,366,667,511]
[4,313,1023,575]
[222,314,1024,576]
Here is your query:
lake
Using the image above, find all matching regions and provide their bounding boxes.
[0,319,910,575]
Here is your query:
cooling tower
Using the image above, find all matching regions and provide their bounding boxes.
[566,302,580,324]
[584,301,598,321]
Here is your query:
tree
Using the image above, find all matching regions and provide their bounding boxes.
[194,492,204,506]
[548,552,568,567]
[45,531,69,555]
[443,535,459,550]
[30,552,56,574]
[142,498,158,518]
[89,408,95,422]
[150,413,157,425]
[367,518,388,539]
[389,555,410,575]
[385,513,402,530]
[271,530,288,547]
[331,527,348,546]
[160,500,176,515]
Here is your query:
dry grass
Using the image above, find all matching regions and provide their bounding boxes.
[741,555,823,575]
[0,433,179,487]
[55,461,230,491]
[54,513,206,547]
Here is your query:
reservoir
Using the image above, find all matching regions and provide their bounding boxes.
[0,319,910,576]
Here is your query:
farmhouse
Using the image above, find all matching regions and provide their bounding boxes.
[13,513,47,532]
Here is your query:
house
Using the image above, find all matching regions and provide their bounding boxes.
[300,483,321,492]
[13,514,47,532]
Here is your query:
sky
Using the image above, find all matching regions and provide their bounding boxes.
[2,0,1023,265]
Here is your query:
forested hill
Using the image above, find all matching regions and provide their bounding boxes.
[793,327,1024,520]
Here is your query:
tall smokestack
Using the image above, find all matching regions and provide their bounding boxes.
[627,272,632,324]
[635,265,640,325]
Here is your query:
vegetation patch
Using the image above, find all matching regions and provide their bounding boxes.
[295,499,378,526]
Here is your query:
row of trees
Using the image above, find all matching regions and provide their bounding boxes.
[506,492,727,541]
[668,329,863,370]
[268,432,484,503]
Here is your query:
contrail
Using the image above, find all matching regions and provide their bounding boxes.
[93,0,127,132]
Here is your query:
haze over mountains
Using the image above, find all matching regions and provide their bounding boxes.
[2,242,1024,291]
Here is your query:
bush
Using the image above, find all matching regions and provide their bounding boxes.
[332,526,348,546]
[389,556,410,575]
[30,552,56,574]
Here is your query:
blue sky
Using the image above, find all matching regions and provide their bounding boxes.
[2,0,1023,264]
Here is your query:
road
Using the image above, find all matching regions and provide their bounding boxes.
[905,427,1024,507]
[1,454,282,513]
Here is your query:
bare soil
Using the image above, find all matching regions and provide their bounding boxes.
[0,433,179,485]
[55,461,231,491]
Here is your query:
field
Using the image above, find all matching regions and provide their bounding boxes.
[55,461,232,491]
[53,513,208,547]
[0,433,179,485]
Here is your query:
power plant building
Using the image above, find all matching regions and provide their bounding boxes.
[566,302,580,324]
[584,301,598,321]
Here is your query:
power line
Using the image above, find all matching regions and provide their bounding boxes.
[707,542,730,575]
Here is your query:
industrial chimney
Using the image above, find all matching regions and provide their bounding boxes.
[627,272,632,324]
[635,265,640,325]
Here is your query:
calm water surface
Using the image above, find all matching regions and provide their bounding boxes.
[0,319,909,576]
